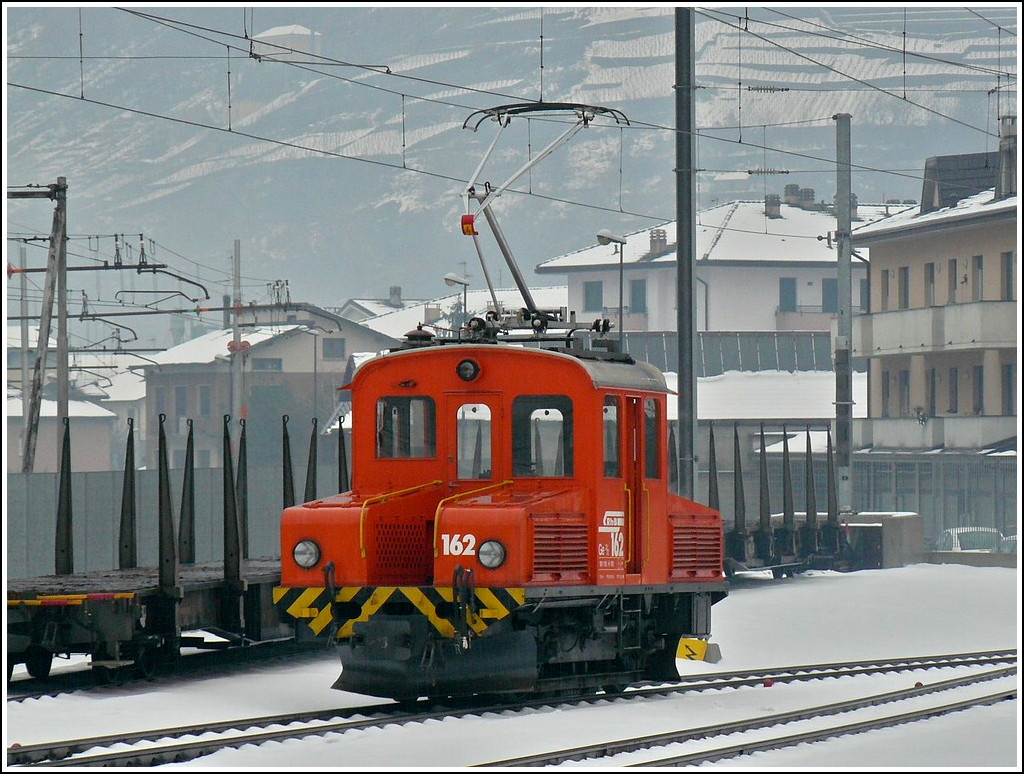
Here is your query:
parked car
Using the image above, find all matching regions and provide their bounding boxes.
[933,527,1003,552]
[997,534,1016,554]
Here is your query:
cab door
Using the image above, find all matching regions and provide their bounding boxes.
[445,393,502,485]
[623,395,663,578]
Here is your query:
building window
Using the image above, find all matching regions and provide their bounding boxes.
[583,281,603,313]
[973,365,984,414]
[947,258,958,304]
[897,266,909,309]
[1002,363,1015,416]
[252,358,283,371]
[948,367,958,413]
[1001,251,1014,301]
[322,338,346,360]
[859,278,869,312]
[155,387,166,416]
[629,278,647,314]
[198,385,211,417]
[197,449,211,468]
[174,385,188,417]
[898,369,910,416]
[779,277,796,312]
[924,262,935,306]
[880,269,890,311]
[881,370,890,417]
[971,255,983,301]
[821,278,838,313]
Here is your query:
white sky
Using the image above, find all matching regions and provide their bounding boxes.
[5,563,1020,769]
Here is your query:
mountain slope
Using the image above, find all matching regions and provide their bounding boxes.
[5,6,1018,346]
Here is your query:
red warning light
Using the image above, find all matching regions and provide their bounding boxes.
[461,214,478,236]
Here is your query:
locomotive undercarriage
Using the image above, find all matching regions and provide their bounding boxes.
[332,588,717,701]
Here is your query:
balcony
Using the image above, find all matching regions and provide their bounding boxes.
[775,304,833,332]
[853,300,1017,357]
[855,415,1014,450]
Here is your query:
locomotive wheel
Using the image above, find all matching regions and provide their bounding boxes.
[24,646,53,680]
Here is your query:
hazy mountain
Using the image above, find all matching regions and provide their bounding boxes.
[5,6,1018,348]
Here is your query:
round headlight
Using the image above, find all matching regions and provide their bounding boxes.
[456,358,480,382]
[293,539,321,569]
[477,539,506,570]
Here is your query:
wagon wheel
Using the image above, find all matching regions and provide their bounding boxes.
[134,647,157,680]
[94,665,126,686]
[24,646,53,680]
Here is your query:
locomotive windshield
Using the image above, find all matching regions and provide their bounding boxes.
[511,395,573,477]
[376,395,436,458]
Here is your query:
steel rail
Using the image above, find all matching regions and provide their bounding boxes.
[9,652,1016,767]
[479,666,1017,767]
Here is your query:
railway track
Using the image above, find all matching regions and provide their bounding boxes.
[482,666,1017,766]
[7,649,1015,768]
[6,639,326,703]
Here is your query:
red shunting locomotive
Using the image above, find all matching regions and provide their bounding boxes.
[274,327,727,701]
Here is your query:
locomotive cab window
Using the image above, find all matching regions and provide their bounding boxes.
[456,403,492,479]
[376,396,436,458]
[512,395,572,477]
[644,397,660,479]
[603,395,620,477]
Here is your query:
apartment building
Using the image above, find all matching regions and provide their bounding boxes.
[852,116,1017,453]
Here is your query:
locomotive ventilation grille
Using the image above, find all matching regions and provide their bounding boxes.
[533,523,588,577]
[671,523,722,576]
[375,521,429,581]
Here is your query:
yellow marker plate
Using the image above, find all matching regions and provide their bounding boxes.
[677,637,710,660]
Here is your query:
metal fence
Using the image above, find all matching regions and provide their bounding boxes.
[5,461,336,580]
[696,453,1017,551]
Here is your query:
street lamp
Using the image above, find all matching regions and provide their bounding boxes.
[444,272,470,338]
[300,326,322,423]
[596,229,627,345]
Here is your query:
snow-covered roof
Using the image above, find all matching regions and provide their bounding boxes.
[537,201,904,272]
[99,368,147,403]
[851,188,1017,243]
[7,324,54,348]
[359,286,568,340]
[145,325,301,366]
[340,297,429,319]
[255,25,318,38]
[763,430,832,454]
[7,388,117,419]
[664,369,868,422]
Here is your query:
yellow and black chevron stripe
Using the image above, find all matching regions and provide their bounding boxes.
[273,585,525,639]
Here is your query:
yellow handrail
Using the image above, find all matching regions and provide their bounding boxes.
[359,480,443,558]
[433,480,514,557]
[624,482,633,564]
[643,482,651,566]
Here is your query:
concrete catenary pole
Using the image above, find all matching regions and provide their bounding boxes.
[57,184,69,451]
[675,8,696,499]
[231,239,243,425]
[833,113,854,516]
[20,245,30,453]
